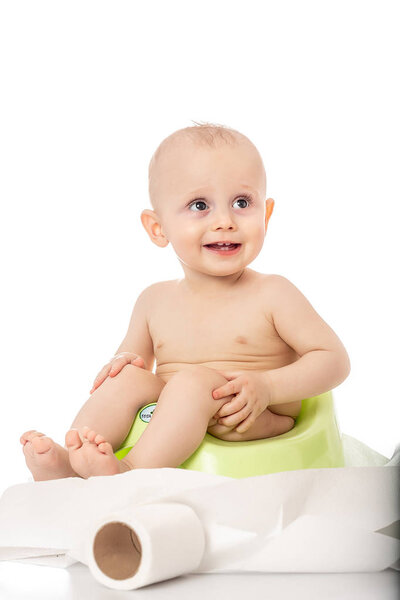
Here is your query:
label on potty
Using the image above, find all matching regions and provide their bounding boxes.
[139,404,157,423]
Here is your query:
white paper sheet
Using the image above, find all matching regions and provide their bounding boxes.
[0,434,399,590]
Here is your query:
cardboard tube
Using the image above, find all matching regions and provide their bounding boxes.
[86,502,205,590]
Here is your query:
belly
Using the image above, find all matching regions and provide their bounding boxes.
[155,357,283,384]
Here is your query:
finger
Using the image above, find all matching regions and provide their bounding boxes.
[235,414,255,433]
[217,398,246,417]
[109,355,142,376]
[93,364,111,384]
[109,357,130,376]
[212,379,240,399]
[130,356,144,366]
[109,364,122,376]
[218,405,249,426]
[90,374,106,392]
[111,353,127,361]
[95,370,109,383]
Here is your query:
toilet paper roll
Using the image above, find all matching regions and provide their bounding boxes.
[86,502,205,590]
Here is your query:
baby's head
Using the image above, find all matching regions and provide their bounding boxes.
[141,122,274,281]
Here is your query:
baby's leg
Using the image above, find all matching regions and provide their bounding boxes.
[21,365,165,481]
[119,365,235,470]
[68,364,166,450]
[62,365,233,478]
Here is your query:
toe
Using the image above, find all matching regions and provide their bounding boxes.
[83,429,106,445]
[20,430,45,445]
[31,435,53,454]
[98,441,114,455]
[65,429,83,450]
[94,433,106,445]
[85,429,99,443]
[81,426,91,438]
[21,430,37,439]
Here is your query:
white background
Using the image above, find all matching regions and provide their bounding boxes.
[1,0,399,494]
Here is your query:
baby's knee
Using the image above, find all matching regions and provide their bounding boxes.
[112,363,165,393]
[169,365,233,414]
[172,365,227,390]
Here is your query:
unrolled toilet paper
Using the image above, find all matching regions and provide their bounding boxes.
[0,435,399,590]
[86,502,205,590]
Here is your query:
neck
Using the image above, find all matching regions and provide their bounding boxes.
[178,266,248,297]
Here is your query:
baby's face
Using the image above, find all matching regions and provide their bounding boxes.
[148,139,273,279]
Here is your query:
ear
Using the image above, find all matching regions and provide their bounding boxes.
[140,209,169,248]
[264,198,274,231]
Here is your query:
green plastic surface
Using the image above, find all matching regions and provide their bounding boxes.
[114,391,344,478]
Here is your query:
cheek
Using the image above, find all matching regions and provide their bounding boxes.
[247,223,266,245]
[169,226,201,256]
[243,227,265,260]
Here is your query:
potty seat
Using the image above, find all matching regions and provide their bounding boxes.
[114,390,344,478]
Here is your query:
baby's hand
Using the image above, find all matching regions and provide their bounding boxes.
[90,352,145,394]
[212,370,272,433]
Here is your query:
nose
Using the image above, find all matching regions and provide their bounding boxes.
[210,207,237,231]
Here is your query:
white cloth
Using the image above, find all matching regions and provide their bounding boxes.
[0,434,398,589]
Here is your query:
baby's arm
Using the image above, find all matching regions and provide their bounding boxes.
[90,286,156,392]
[264,275,351,406]
[113,286,156,372]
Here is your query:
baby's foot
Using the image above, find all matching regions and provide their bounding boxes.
[20,430,78,481]
[65,426,124,478]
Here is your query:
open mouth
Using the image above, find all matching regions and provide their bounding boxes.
[203,243,242,255]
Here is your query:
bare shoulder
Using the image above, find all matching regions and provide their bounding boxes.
[259,273,306,299]
[139,279,177,303]
[260,273,318,316]
[257,273,324,333]
[141,280,173,294]
[259,273,294,288]
[256,273,299,319]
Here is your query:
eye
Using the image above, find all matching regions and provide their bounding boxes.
[188,200,208,212]
[233,195,253,209]
[187,194,254,212]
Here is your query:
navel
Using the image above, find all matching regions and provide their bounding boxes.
[235,336,247,344]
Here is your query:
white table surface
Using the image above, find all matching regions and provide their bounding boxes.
[0,561,398,600]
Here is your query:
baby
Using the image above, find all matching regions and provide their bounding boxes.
[20,123,351,481]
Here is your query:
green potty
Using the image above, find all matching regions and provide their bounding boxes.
[114,390,345,478]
